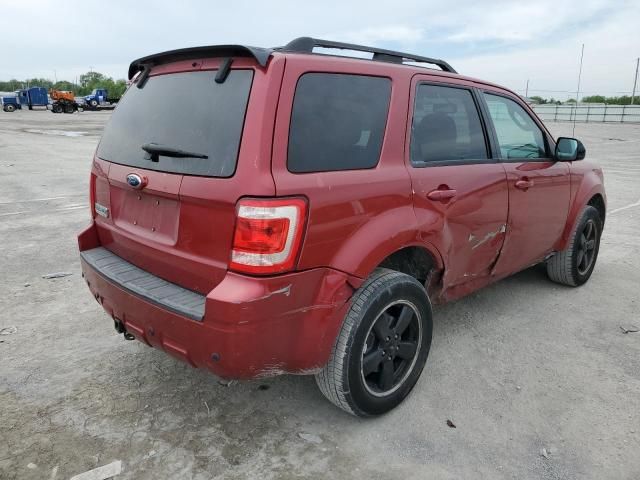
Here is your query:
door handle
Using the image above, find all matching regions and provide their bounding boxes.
[427,188,457,201]
[515,178,534,190]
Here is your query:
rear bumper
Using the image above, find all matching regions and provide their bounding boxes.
[78,222,354,379]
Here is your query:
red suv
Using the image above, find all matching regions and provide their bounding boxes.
[78,37,606,416]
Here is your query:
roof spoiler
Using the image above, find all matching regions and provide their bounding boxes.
[128,45,272,80]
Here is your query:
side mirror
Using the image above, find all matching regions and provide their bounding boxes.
[555,137,586,161]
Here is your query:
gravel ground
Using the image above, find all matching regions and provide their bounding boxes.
[1,110,639,480]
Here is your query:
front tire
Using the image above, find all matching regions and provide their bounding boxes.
[546,205,602,286]
[315,269,433,417]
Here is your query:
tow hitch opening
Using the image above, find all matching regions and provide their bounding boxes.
[114,319,135,340]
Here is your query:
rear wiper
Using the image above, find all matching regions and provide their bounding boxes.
[141,143,208,162]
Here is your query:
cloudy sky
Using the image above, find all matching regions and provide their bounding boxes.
[2,0,638,99]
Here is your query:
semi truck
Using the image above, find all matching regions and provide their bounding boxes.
[1,94,20,112]
[18,87,48,110]
[1,86,120,113]
[81,88,119,110]
[1,87,48,112]
[50,89,80,113]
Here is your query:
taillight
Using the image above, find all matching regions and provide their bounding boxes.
[230,197,307,275]
[89,172,97,218]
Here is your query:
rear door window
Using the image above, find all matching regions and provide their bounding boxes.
[97,70,253,177]
[287,73,391,173]
[410,84,488,165]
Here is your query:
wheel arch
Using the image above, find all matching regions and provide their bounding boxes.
[558,173,606,251]
[587,193,606,225]
[325,201,445,283]
[376,245,442,286]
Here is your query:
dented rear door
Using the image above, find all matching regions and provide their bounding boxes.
[406,76,508,289]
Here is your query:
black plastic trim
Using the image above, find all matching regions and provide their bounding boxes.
[136,64,152,89]
[81,247,205,321]
[128,44,272,79]
[215,58,234,83]
[410,158,499,168]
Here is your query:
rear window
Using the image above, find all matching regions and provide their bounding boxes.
[411,84,488,164]
[287,73,391,173]
[97,70,253,177]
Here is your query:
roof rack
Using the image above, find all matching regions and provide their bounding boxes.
[127,37,457,80]
[280,37,457,74]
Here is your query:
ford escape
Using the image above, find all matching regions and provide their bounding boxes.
[78,37,606,416]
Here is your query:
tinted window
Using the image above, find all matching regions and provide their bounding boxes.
[288,73,391,173]
[410,84,487,164]
[97,70,253,177]
[483,93,547,159]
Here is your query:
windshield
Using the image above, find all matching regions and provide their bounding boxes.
[97,69,253,177]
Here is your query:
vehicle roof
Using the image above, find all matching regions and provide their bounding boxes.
[276,51,509,93]
[128,37,514,97]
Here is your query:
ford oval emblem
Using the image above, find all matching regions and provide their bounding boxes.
[126,173,143,189]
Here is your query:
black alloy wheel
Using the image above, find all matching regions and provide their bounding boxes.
[576,218,597,276]
[361,300,422,397]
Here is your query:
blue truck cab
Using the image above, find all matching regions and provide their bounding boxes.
[84,88,108,106]
[1,94,20,112]
[82,88,118,110]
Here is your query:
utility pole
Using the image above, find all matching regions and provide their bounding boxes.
[573,43,585,136]
[525,79,529,98]
[632,57,639,105]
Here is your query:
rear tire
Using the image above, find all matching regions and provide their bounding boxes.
[546,205,602,286]
[315,268,433,417]
[63,104,75,114]
[52,103,63,114]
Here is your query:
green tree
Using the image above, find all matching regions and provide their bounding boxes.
[582,95,606,103]
[0,79,24,91]
[609,95,632,105]
[52,81,76,92]
[579,95,635,105]
[25,78,53,89]
[77,71,127,98]
[529,95,548,104]
[79,71,106,88]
